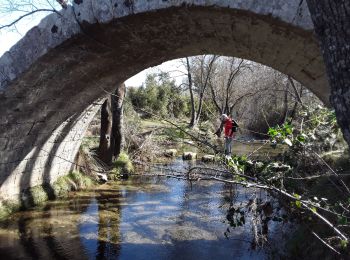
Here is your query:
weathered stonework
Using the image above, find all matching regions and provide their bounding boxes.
[0,0,329,201]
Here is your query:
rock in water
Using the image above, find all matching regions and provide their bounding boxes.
[182,152,197,160]
[202,155,215,162]
[164,149,177,157]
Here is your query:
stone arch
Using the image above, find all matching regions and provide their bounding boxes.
[0,0,328,200]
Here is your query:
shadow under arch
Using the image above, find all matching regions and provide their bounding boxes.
[0,5,328,199]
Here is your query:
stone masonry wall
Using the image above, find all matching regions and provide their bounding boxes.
[0,103,101,200]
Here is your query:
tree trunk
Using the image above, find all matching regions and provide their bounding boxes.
[195,93,204,123]
[290,79,303,121]
[194,55,218,124]
[98,97,113,165]
[209,80,222,115]
[111,83,126,159]
[98,83,126,165]
[306,0,350,148]
[186,57,197,128]
[282,83,289,123]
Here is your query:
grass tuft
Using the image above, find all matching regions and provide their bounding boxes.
[109,152,134,180]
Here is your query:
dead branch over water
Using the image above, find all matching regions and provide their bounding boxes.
[139,161,349,247]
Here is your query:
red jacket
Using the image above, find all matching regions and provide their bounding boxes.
[224,118,234,137]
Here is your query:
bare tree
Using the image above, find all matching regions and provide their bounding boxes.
[288,76,304,121]
[191,55,219,125]
[185,57,196,128]
[180,55,219,128]
[208,57,253,116]
[211,63,317,136]
[0,0,66,31]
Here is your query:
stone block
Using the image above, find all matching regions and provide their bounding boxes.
[183,152,197,160]
[164,149,177,157]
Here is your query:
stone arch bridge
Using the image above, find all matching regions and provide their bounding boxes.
[0,0,329,201]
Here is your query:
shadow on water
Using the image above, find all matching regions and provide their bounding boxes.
[94,191,122,259]
[17,215,41,259]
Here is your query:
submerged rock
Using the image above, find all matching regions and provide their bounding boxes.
[182,152,197,160]
[202,155,215,163]
[164,149,177,157]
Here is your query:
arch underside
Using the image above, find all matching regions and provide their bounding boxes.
[0,6,327,200]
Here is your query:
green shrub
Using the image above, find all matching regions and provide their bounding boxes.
[0,206,9,220]
[114,152,134,174]
[52,176,72,198]
[127,73,189,119]
[109,152,134,180]
[68,171,94,189]
[109,167,121,180]
[29,185,50,206]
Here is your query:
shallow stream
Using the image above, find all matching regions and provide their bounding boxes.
[0,143,289,259]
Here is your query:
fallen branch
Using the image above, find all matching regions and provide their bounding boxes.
[161,119,219,153]
[198,175,348,242]
[314,152,350,195]
[188,166,256,181]
[312,231,341,255]
[247,141,269,158]
[285,173,350,180]
[127,156,350,248]
[138,173,188,180]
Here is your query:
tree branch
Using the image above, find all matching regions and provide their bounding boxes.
[0,8,58,30]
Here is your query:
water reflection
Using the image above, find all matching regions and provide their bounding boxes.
[0,159,287,259]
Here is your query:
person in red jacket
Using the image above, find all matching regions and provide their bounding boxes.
[215,114,239,156]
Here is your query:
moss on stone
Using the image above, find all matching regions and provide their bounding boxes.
[28,185,50,206]
[52,176,73,198]
[0,207,8,221]
[0,200,21,221]
[52,171,95,198]
[0,171,96,222]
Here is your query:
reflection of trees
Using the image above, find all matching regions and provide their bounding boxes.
[221,182,236,206]
[96,191,122,259]
[224,188,277,249]
[7,201,89,259]
[0,189,123,259]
